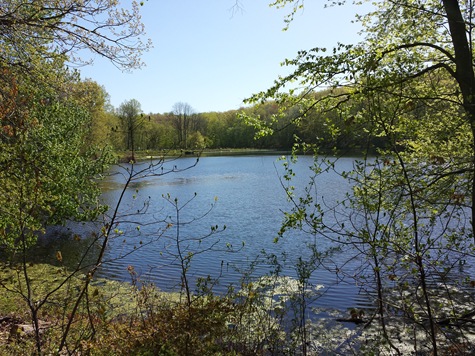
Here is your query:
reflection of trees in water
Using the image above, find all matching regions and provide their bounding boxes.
[28,223,104,271]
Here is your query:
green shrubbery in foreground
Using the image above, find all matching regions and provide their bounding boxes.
[2,263,474,355]
[0,262,359,355]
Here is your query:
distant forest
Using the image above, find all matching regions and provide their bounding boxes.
[102,90,387,154]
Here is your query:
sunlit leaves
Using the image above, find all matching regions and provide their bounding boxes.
[0,68,110,252]
[242,0,475,350]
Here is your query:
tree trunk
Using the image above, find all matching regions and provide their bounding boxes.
[442,0,475,239]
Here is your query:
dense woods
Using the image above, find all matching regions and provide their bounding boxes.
[100,90,384,154]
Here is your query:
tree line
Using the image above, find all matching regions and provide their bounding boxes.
[100,89,388,155]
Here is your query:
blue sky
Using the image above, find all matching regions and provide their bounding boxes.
[79,1,366,114]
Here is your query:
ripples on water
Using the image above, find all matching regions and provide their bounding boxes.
[91,155,369,311]
[34,155,475,315]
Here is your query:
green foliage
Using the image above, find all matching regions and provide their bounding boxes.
[106,96,378,153]
[239,0,475,354]
[0,70,110,253]
[116,99,144,160]
[0,1,148,355]
[5,0,475,354]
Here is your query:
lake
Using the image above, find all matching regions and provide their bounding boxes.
[95,155,373,310]
[37,154,375,313]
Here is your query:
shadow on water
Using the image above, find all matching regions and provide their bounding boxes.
[4,222,105,273]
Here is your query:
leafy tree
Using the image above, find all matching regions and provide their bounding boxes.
[0,69,108,247]
[0,66,112,353]
[0,0,150,71]
[0,1,149,353]
[149,114,177,149]
[68,79,118,148]
[117,98,144,161]
[172,102,195,149]
[249,0,475,217]
[242,101,296,149]
[242,0,475,353]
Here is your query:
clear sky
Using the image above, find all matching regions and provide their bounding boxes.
[78,1,365,114]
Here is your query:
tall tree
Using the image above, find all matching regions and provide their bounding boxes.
[172,101,195,149]
[117,98,143,161]
[250,0,475,217]
[0,68,109,249]
[0,2,149,352]
[243,0,475,353]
